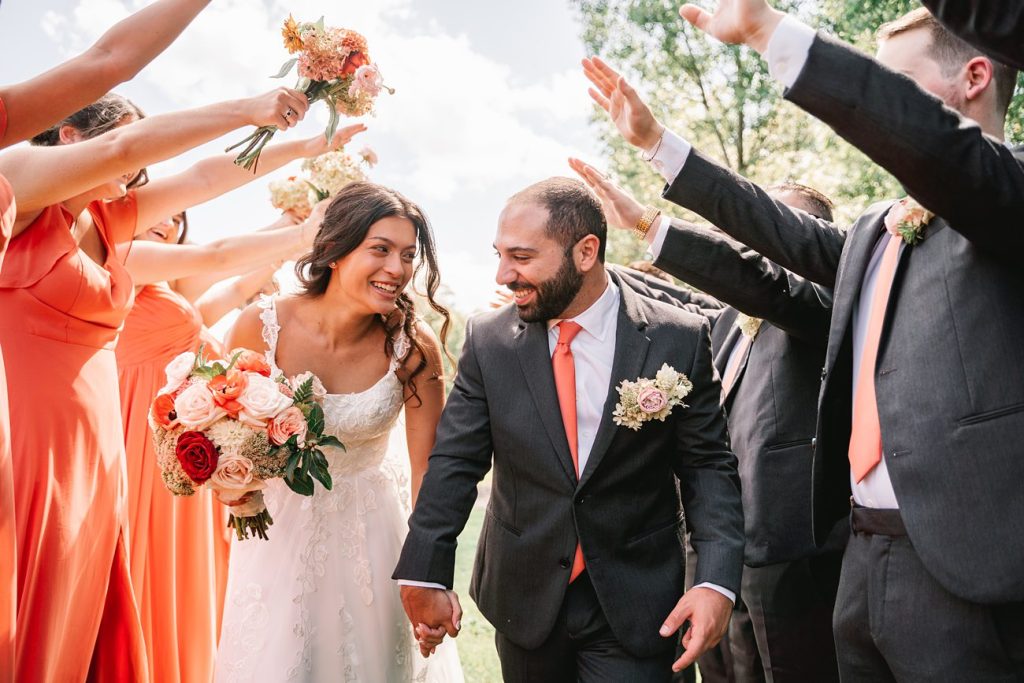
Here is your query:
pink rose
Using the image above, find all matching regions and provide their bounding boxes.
[209,452,260,491]
[884,200,908,237]
[348,64,382,98]
[238,372,294,427]
[267,406,308,446]
[173,381,227,430]
[637,386,668,414]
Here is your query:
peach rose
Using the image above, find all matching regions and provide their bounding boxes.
[209,452,259,491]
[232,349,272,377]
[268,406,308,446]
[161,351,196,395]
[637,386,668,414]
[238,373,293,427]
[173,381,227,430]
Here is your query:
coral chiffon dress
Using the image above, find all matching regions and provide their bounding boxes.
[0,193,147,682]
[117,281,230,683]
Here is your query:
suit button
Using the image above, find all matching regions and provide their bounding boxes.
[559,558,570,569]
[576,495,585,505]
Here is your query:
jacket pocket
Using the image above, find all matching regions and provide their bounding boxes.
[486,510,522,537]
[626,517,679,546]
[765,437,813,452]
[958,402,1024,427]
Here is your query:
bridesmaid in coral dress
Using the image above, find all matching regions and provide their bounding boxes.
[117,207,322,683]
[0,5,214,677]
[0,89,309,682]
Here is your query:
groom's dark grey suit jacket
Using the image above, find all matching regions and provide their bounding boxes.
[661,34,1024,603]
[394,270,744,657]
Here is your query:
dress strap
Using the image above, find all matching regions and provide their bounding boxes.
[257,294,282,375]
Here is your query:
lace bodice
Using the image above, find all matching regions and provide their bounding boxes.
[257,296,408,477]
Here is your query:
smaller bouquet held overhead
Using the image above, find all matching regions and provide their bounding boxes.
[268,146,378,217]
[150,347,342,540]
[228,16,393,170]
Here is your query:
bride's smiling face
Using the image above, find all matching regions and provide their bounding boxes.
[330,216,418,315]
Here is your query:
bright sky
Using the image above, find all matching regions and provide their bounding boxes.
[0,0,601,314]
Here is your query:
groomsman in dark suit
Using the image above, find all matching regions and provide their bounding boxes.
[921,0,1024,69]
[587,1,1024,678]
[573,157,841,683]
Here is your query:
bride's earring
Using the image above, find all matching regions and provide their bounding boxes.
[329,261,337,269]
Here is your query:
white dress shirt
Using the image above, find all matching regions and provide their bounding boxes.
[402,276,735,603]
[641,13,901,509]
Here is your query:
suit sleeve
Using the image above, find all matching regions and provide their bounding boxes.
[392,317,494,587]
[922,0,1024,70]
[785,34,1024,256]
[654,218,833,344]
[672,318,745,594]
[663,149,846,287]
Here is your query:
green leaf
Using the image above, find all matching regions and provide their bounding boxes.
[310,451,332,490]
[304,180,329,202]
[314,16,325,32]
[292,377,314,404]
[285,451,301,481]
[210,362,226,376]
[271,57,298,79]
[317,435,345,450]
[308,403,325,437]
[224,349,244,373]
[286,471,315,496]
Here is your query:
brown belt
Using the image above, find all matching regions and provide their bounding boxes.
[850,503,907,537]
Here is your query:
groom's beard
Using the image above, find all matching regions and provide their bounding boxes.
[510,255,584,323]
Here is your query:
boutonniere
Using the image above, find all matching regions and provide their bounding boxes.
[612,363,693,431]
[736,313,763,340]
[885,197,935,246]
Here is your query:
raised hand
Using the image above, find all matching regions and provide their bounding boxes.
[304,123,368,157]
[659,586,733,672]
[243,87,310,131]
[568,158,646,230]
[679,0,785,54]
[582,56,664,151]
[399,586,462,658]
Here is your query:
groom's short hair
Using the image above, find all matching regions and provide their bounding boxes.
[508,177,607,262]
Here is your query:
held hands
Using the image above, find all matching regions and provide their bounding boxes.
[244,87,310,131]
[678,0,786,54]
[660,586,733,672]
[568,158,645,231]
[399,585,463,658]
[303,123,368,157]
[582,57,664,151]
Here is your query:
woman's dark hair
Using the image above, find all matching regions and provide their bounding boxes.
[174,211,189,244]
[295,182,451,405]
[30,92,150,189]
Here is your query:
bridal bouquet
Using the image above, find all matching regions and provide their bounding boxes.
[228,15,393,170]
[269,146,378,216]
[149,347,341,540]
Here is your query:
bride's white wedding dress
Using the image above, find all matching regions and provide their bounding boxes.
[216,297,463,682]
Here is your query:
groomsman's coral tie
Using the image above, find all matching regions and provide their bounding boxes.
[849,232,902,482]
[552,320,586,582]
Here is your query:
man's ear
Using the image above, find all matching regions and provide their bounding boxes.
[963,56,994,103]
[57,125,84,144]
[575,234,602,272]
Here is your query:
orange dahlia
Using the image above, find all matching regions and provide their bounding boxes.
[282,15,304,54]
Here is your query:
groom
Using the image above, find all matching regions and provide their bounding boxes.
[394,177,744,681]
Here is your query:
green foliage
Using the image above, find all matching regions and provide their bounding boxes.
[571,0,1023,267]
[412,284,467,393]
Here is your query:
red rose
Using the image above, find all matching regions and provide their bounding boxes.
[341,51,369,76]
[175,431,219,484]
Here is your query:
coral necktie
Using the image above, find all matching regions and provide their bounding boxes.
[552,320,586,582]
[848,232,902,482]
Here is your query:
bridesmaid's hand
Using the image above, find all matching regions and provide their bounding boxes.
[242,87,310,130]
[302,123,368,157]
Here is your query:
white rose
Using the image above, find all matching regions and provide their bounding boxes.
[209,452,263,491]
[162,351,196,394]
[173,381,226,430]
[291,371,328,402]
[238,372,293,427]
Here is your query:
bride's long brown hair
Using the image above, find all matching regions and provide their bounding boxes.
[295,182,451,406]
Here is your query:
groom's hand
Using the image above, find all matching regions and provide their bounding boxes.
[659,586,733,672]
[400,586,462,656]
[679,0,786,54]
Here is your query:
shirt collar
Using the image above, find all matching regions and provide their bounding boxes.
[547,276,620,343]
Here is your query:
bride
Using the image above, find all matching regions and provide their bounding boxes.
[216,182,463,682]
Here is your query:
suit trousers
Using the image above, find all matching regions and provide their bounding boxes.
[742,552,841,682]
[834,507,1024,682]
[494,571,676,682]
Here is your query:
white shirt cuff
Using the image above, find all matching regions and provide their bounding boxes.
[764,14,816,88]
[693,581,736,605]
[646,214,669,260]
[396,579,447,590]
[647,128,692,184]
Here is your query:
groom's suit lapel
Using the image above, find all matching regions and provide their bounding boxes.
[578,275,650,491]
[514,320,578,486]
